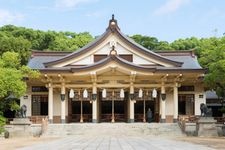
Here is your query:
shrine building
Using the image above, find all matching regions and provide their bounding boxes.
[21,16,206,123]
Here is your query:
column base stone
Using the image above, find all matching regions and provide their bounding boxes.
[49,119,53,124]
[92,119,97,123]
[173,119,178,123]
[128,119,134,123]
[160,119,166,123]
[61,119,66,123]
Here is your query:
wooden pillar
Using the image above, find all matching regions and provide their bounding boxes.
[129,83,134,123]
[92,83,98,123]
[143,99,146,122]
[61,83,66,123]
[173,83,178,122]
[112,98,115,123]
[48,83,53,123]
[160,83,166,123]
[80,98,83,123]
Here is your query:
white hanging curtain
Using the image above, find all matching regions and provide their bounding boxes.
[120,89,125,98]
[102,89,107,98]
[69,89,75,98]
[83,89,88,98]
[138,88,143,98]
[152,88,157,98]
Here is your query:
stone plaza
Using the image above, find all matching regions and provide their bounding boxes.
[17,135,214,150]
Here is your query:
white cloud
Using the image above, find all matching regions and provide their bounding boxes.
[154,0,190,16]
[0,9,24,25]
[55,0,99,9]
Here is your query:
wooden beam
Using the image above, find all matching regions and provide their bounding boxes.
[52,83,175,88]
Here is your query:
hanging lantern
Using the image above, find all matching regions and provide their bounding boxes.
[102,89,107,98]
[120,89,125,98]
[138,88,143,98]
[83,89,88,98]
[69,89,75,98]
[152,88,157,98]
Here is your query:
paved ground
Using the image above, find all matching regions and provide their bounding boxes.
[0,137,59,150]
[177,137,225,150]
[15,135,216,150]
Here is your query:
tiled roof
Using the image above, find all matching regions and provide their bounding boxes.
[43,17,183,68]
[206,91,218,99]
[28,51,202,70]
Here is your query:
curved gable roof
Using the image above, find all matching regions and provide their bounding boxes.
[70,53,156,73]
[44,16,183,67]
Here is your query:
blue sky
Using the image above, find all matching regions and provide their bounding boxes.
[0,0,225,42]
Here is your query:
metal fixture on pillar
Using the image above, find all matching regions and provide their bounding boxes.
[129,93,134,100]
[120,89,125,98]
[60,94,65,101]
[102,89,107,98]
[161,93,166,101]
[92,93,97,101]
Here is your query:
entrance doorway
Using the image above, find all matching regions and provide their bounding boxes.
[69,100,92,123]
[135,100,155,122]
[178,94,195,115]
[99,91,128,122]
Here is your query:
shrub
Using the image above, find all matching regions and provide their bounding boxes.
[219,107,225,114]
[0,112,6,134]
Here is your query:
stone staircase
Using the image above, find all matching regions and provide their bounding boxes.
[42,123,184,137]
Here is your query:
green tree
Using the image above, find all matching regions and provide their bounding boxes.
[0,25,93,53]
[155,41,173,50]
[199,38,225,107]
[130,34,159,50]
[0,35,31,64]
[170,37,200,50]
[0,52,39,132]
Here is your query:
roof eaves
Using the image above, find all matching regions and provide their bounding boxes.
[116,30,183,67]
[43,30,111,67]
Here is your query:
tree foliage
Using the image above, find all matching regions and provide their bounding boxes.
[0,25,94,64]
[0,52,39,98]
[0,52,39,130]
[198,37,225,102]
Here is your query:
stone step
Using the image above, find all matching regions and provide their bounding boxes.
[42,123,183,137]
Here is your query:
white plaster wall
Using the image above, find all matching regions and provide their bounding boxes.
[71,56,92,65]
[71,40,157,65]
[116,43,132,54]
[165,92,174,115]
[133,54,154,65]
[53,92,61,116]
[94,42,132,55]
[194,85,206,115]
[95,44,111,55]
[52,90,69,116]
[95,42,155,65]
